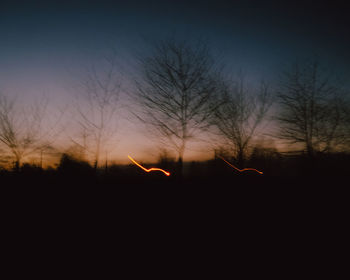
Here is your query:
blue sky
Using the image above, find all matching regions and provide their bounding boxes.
[0,0,349,163]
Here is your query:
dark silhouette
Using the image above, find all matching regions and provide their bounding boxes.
[56,153,95,183]
[71,52,121,170]
[0,94,60,170]
[276,60,349,157]
[211,74,272,166]
[132,38,222,176]
[156,148,176,171]
[1,150,350,188]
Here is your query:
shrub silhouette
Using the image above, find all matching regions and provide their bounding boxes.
[57,154,94,180]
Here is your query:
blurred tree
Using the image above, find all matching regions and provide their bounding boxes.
[211,75,272,166]
[133,39,221,174]
[339,96,350,151]
[276,60,349,156]
[71,52,121,170]
[0,94,60,170]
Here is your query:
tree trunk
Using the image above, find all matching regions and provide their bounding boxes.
[306,143,314,158]
[93,159,98,171]
[237,148,245,167]
[177,143,185,179]
[177,156,183,179]
[14,157,21,173]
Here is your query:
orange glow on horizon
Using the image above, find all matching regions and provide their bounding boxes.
[218,156,263,175]
[128,155,170,176]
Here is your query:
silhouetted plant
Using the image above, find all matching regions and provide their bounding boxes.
[276,60,349,157]
[133,38,222,175]
[57,153,93,178]
[0,94,61,170]
[71,52,122,170]
[211,74,272,166]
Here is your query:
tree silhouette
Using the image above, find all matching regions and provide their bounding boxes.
[0,94,59,170]
[71,53,121,170]
[276,60,349,156]
[133,39,221,174]
[211,75,272,166]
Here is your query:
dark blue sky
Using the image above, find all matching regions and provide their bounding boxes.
[1,0,349,81]
[1,0,349,162]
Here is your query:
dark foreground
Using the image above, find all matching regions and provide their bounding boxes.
[1,152,350,187]
[1,156,348,269]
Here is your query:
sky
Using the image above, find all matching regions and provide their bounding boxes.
[0,0,349,164]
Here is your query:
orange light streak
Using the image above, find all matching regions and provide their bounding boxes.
[128,155,170,176]
[218,156,263,175]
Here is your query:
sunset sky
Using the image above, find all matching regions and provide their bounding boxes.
[1,0,349,165]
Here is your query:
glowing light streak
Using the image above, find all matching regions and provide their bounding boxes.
[218,156,263,175]
[128,155,170,176]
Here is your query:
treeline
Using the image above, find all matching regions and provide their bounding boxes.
[1,151,350,184]
[1,38,350,176]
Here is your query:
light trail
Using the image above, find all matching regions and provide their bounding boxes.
[128,155,171,176]
[218,156,263,175]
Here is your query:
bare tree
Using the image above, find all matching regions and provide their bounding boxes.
[211,75,272,166]
[0,94,58,170]
[342,98,350,150]
[276,60,349,156]
[133,39,221,171]
[72,53,121,169]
